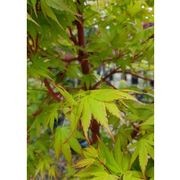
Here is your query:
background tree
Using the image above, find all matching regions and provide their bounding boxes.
[27,0,154,179]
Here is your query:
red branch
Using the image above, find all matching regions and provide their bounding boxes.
[68,27,78,45]
[32,109,42,117]
[44,79,61,101]
[104,80,117,89]
[38,47,78,63]
[92,67,154,89]
[62,54,78,63]
[92,67,121,89]
[76,0,90,75]
[121,71,154,82]
[90,119,100,144]
[76,0,99,144]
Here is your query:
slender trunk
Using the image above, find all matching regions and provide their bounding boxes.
[76,0,90,75]
[90,119,100,144]
[76,0,99,143]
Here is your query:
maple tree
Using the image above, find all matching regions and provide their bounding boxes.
[27,0,154,179]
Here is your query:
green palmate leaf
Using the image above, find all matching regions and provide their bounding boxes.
[147,144,154,160]
[72,93,114,141]
[28,57,54,79]
[130,147,139,167]
[75,165,119,179]
[75,158,95,168]
[89,99,108,125]
[46,0,76,15]
[83,146,98,159]
[127,1,144,17]
[123,171,143,180]
[81,97,91,140]
[54,83,76,106]
[75,166,105,178]
[98,140,121,174]
[90,172,119,180]
[117,125,133,147]
[75,141,121,175]
[44,103,59,131]
[69,137,82,154]
[35,156,53,176]
[81,74,97,90]
[140,116,154,133]
[114,137,123,166]
[44,58,66,71]
[47,111,58,131]
[114,137,130,173]
[70,99,84,133]
[69,107,78,132]
[68,89,137,141]
[48,166,57,178]
[54,126,81,161]
[65,164,76,178]
[89,98,113,139]
[141,115,154,126]
[90,89,137,102]
[126,102,154,122]
[105,102,120,118]
[139,144,148,174]
[40,0,64,29]
[146,166,154,178]
[121,154,131,173]
[146,133,154,145]
[130,138,154,174]
[54,127,63,158]
[66,63,82,78]
[62,143,72,162]
[29,103,59,132]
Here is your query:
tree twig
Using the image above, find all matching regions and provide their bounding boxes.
[38,48,78,63]
[117,70,154,82]
[92,66,121,89]
[44,79,61,101]
[92,66,153,89]
[68,26,78,45]
[104,80,117,89]
[76,0,90,75]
